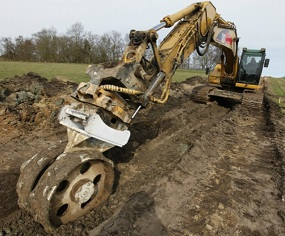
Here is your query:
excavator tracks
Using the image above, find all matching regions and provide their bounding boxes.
[191,85,264,112]
[191,85,243,105]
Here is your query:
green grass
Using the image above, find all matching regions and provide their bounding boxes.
[267,77,285,96]
[172,69,207,82]
[3,61,285,112]
[0,61,205,83]
[266,77,285,113]
[0,61,90,83]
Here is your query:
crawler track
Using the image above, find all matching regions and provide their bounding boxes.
[191,85,215,103]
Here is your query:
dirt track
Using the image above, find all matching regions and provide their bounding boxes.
[1,73,285,235]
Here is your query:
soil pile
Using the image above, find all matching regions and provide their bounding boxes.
[0,73,77,227]
[0,73,285,235]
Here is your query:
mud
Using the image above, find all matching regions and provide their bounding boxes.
[0,73,285,235]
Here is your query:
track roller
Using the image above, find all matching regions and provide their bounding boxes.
[17,146,114,232]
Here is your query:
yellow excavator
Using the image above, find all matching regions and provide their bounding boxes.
[193,46,269,106]
[16,1,269,232]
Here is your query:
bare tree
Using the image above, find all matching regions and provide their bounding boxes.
[57,35,72,63]
[0,23,126,64]
[1,36,35,61]
[93,31,124,63]
[67,22,85,43]
[191,45,222,71]
[14,36,35,61]
[108,31,124,62]
[33,27,58,62]
[66,22,86,63]
[1,37,16,60]
[84,32,100,64]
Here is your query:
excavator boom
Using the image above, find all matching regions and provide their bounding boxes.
[59,1,240,150]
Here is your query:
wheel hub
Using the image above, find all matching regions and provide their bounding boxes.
[72,179,97,204]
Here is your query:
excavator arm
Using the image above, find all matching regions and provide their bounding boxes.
[60,1,239,151]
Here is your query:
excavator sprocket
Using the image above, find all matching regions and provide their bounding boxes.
[17,146,114,232]
[191,85,216,104]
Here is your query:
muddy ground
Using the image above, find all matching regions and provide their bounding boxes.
[0,73,285,235]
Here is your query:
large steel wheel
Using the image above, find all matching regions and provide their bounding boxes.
[17,148,114,232]
[17,141,67,211]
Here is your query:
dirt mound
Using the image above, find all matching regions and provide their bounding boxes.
[0,72,77,131]
[1,74,285,235]
[0,73,77,225]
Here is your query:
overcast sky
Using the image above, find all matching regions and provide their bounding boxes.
[0,0,284,77]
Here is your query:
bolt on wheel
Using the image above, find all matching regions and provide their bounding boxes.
[48,159,112,226]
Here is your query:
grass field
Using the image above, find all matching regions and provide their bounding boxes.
[266,77,285,113]
[267,77,285,97]
[2,61,284,111]
[0,61,90,83]
[172,69,207,82]
[0,61,206,83]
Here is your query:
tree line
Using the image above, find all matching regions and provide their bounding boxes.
[0,22,220,70]
[0,22,126,64]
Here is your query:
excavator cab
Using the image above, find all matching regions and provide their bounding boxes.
[236,48,269,86]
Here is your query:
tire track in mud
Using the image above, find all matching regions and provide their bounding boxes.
[178,106,283,236]
[90,100,285,236]
[87,100,231,236]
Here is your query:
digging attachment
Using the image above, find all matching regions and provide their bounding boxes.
[17,146,114,233]
[16,94,131,232]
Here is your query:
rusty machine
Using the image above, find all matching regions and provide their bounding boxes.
[16,1,269,232]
